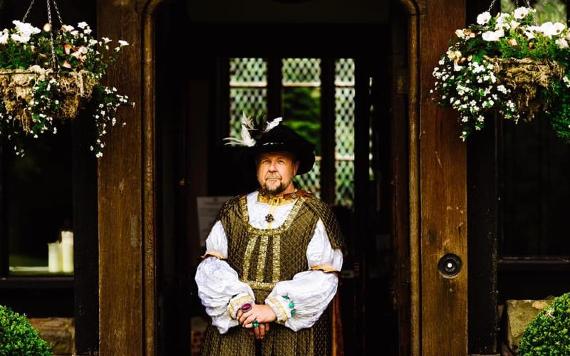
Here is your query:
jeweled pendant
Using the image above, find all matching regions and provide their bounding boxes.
[265,214,274,223]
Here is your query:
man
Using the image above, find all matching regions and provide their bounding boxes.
[195,117,343,355]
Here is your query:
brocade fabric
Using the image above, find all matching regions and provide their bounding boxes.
[198,191,343,356]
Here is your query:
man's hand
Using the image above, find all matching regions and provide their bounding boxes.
[237,304,276,340]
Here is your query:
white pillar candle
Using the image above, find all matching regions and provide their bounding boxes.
[61,230,74,273]
[48,242,62,273]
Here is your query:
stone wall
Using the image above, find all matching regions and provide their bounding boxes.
[29,318,75,355]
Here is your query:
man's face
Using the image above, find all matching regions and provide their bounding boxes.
[256,151,299,195]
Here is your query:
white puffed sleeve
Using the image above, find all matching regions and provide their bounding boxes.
[265,219,343,331]
[195,221,255,334]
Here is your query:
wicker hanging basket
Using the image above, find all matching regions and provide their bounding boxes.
[0,67,97,132]
[487,56,565,121]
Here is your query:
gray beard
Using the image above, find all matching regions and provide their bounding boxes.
[260,183,286,196]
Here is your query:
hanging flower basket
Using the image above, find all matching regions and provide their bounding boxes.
[0,67,97,129]
[431,6,570,142]
[0,1,131,157]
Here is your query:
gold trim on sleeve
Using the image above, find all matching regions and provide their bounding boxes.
[266,296,289,323]
[201,250,226,260]
[227,294,255,319]
[310,264,339,273]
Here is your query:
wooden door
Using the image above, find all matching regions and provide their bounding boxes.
[397,0,469,354]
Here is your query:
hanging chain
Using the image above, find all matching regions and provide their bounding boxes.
[51,0,63,26]
[487,0,531,13]
[22,0,37,22]
[514,0,532,8]
[46,0,57,70]
[21,0,65,70]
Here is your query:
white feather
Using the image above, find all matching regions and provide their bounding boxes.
[240,125,256,147]
[241,113,255,130]
[265,117,282,132]
[222,113,257,146]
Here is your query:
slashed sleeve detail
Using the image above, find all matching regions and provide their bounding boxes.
[195,221,254,334]
[265,219,343,331]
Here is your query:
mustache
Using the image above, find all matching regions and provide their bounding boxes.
[265,175,282,179]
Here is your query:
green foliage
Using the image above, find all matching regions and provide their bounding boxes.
[519,293,570,355]
[501,0,516,13]
[283,87,321,154]
[0,305,52,356]
[502,0,566,23]
[534,0,566,24]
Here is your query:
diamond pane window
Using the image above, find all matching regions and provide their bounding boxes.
[282,58,321,86]
[229,58,268,137]
[282,58,322,197]
[335,59,356,207]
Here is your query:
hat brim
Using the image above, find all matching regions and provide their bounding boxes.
[252,143,315,175]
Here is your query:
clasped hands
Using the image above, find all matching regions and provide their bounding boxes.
[236,304,276,340]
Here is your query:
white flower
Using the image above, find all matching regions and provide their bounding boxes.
[455,29,465,39]
[556,38,569,48]
[539,22,565,37]
[118,40,129,47]
[513,7,529,20]
[482,29,504,42]
[447,49,462,60]
[495,14,511,30]
[10,33,30,43]
[61,24,74,32]
[524,25,540,39]
[77,22,89,29]
[12,20,40,37]
[497,85,508,94]
[510,20,520,29]
[563,76,570,87]
[477,12,491,25]
[102,37,112,44]
[0,30,8,44]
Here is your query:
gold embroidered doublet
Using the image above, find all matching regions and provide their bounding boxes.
[201,193,342,356]
[218,194,342,302]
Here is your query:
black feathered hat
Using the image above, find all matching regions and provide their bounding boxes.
[224,115,315,175]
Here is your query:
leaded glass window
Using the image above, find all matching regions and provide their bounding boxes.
[335,59,355,206]
[229,58,268,138]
